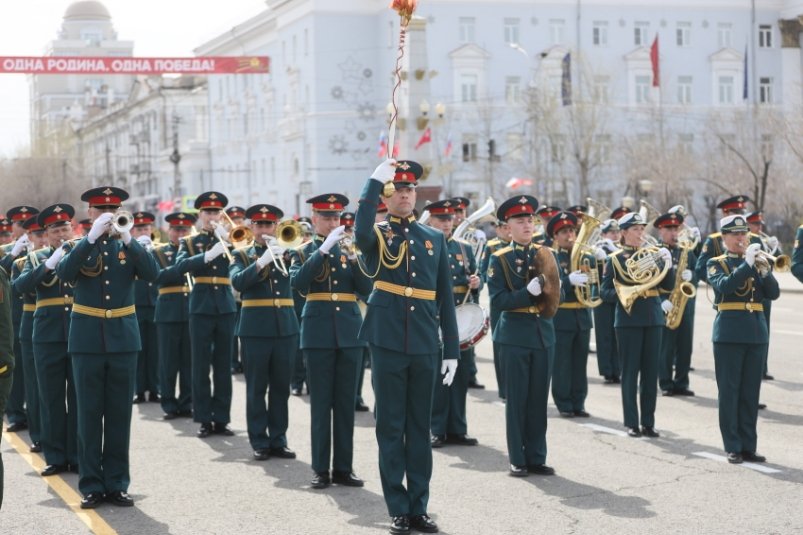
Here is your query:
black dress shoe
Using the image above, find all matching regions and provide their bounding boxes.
[132,393,146,404]
[106,490,134,507]
[603,376,615,384]
[389,515,411,535]
[162,411,180,420]
[232,364,243,374]
[627,427,642,438]
[213,422,234,436]
[178,409,193,418]
[269,446,296,459]
[573,410,590,418]
[509,464,528,477]
[688,366,695,371]
[355,400,370,412]
[430,434,446,448]
[612,376,621,384]
[197,423,213,438]
[763,373,774,381]
[758,403,767,410]
[527,464,555,475]
[559,411,575,418]
[467,379,485,390]
[148,392,161,402]
[332,471,364,487]
[674,388,695,396]
[409,514,439,533]
[41,464,68,476]
[311,471,331,489]
[447,433,478,446]
[641,426,660,438]
[6,421,28,433]
[742,451,766,463]
[727,452,743,464]
[253,449,270,461]
[80,492,105,509]
[661,389,675,397]
[30,441,42,453]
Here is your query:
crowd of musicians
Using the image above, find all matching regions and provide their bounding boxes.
[0,161,800,534]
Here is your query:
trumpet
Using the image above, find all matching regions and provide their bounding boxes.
[340,234,356,257]
[111,210,134,236]
[755,250,790,273]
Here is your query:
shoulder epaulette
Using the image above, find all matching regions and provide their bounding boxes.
[708,232,722,239]
[493,245,513,257]
[486,238,500,247]
[13,256,26,270]
[710,254,728,262]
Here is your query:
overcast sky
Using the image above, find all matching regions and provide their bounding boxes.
[0,0,267,158]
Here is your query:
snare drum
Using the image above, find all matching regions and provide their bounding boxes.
[455,303,490,350]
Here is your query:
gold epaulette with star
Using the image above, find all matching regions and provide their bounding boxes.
[492,245,513,257]
[486,238,501,247]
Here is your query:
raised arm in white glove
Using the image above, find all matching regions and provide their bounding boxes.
[44,245,65,270]
[681,269,693,281]
[204,241,227,263]
[255,245,280,270]
[745,243,761,267]
[594,246,607,261]
[88,212,114,244]
[526,276,543,296]
[661,300,674,314]
[11,234,30,256]
[370,158,397,183]
[441,359,458,386]
[568,270,589,286]
[319,225,347,254]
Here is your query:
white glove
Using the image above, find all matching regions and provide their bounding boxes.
[690,226,701,243]
[526,276,542,296]
[204,241,227,263]
[441,359,458,386]
[681,269,693,282]
[370,158,397,182]
[658,247,673,266]
[568,270,589,287]
[256,246,275,269]
[473,228,486,241]
[11,234,30,256]
[319,225,347,254]
[766,236,779,253]
[88,213,114,244]
[136,235,152,248]
[119,229,132,245]
[745,243,761,267]
[44,245,65,270]
[594,246,607,261]
[602,238,616,251]
[661,300,674,314]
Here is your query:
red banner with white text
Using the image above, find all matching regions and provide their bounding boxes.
[0,56,269,75]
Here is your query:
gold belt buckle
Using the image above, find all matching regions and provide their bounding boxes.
[745,302,753,312]
[331,293,339,301]
[404,287,413,297]
[528,306,537,313]
[104,309,113,319]
[273,298,281,306]
[211,276,218,285]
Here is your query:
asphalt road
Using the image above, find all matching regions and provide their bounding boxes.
[3,281,803,534]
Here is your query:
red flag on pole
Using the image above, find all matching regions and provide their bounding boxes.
[650,35,660,87]
[414,127,432,150]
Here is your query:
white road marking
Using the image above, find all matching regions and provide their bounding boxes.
[773,329,803,336]
[580,423,628,437]
[693,451,782,474]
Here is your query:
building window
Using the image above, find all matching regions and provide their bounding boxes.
[593,76,610,104]
[459,17,476,43]
[461,74,478,102]
[676,22,691,47]
[635,75,651,104]
[550,19,566,44]
[759,77,773,104]
[758,25,773,48]
[462,140,478,162]
[505,76,521,104]
[718,75,735,105]
[634,22,649,46]
[504,18,520,44]
[677,76,692,104]
[718,23,732,48]
[592,21,608,46]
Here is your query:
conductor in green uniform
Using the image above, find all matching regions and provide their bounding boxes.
[355,159,459,535]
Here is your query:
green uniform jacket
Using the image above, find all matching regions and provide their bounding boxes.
[289,236,371,349]
[792,225,803,283]
[15,248,74,343]
[230,244,299,338]
[151,243,190,323]
[695,232,763,283]
[447,236,481,305]
[354,178,460,358]
[12,257,34,341]
[487,243,559,349]
[0,244,20,276]
[706,254,780,344]
[56,236,159,354]
[479,237,508,283]
[134,274,158,321]
[0,266,13,377]
[175,232,236,315]
[553,248,594,331]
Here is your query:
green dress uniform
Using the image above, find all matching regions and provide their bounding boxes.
[792,224,803,283]
[230,232,299,454]
[13,256,40,446]
[480,236,509,398]
[593,239,620,382]
[151,239,192,417]
[289,222,372,477]
[176,228,236,428]
[4,254,27,430]
[707,248,779,456]
[15,245,78,469]
[354,169,459,518]
[0,265,15,509]
[290,286,308,394]
[601,238,673,432]
[431,234,479,440]
[134,273,159,398]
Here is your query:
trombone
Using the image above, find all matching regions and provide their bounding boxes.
[210,210,254,262]
[262,220,304,276]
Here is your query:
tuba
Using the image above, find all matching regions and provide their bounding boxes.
[570,214,603,308]
[586,197,612,222]
[613,236,671,314]
[453,197,495,260]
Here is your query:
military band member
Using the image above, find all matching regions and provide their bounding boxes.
[480,219,510,399]
[593,219,621,384]
[176,192,236,438]
[706,215,779,464]
[0,205,39,274]
[654,212,697,397]
[427,199,481,448]
[549,211,595,418]
[290,220,310,397]
[230,204,299,461]
[289,194,370,488]
[610,206,633,222]
[600,212,673,438]
[488,195,559,477]
[14,204,78,477]
[355,159,459,535]
[746,211,776,381]
[0,219,12,245]
[78,219,92,236]
[695,196,758,283]
[131,212,160,403]
[226,206,246,374]
[151,212,195,420]
[792,223,803,283]
[566,205,588,217]
[342,211,371,413]
[533,205,560,246]
[0,264,14,509]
